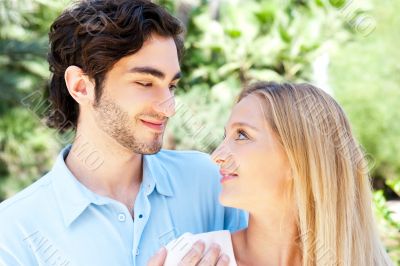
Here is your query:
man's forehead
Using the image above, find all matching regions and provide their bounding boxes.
[137,35,179,58]
[123,37,179,70]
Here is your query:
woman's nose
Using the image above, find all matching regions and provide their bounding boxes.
[212,144,239,174]
[211,144,229,165]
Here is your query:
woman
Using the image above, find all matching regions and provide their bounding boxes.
[212,81,392,266]
[150,81,393,266]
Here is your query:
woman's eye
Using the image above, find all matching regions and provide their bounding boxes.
[235,130,249,141]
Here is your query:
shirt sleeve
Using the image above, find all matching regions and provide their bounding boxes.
[223,207,248,232]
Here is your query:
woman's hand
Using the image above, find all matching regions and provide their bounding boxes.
[147,246,167,266]
[147,241,230,266]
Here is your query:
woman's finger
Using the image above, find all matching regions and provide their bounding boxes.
[147,247,167,266]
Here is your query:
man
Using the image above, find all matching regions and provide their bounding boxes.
[0,0,246,265]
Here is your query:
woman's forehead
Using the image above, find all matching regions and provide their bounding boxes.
[228,94,267,128]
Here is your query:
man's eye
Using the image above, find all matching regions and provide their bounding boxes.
[136,82,152,87]
[169,84,177,91]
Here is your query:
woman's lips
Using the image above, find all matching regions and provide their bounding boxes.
[219,169,238,183]
[140,119,165,132]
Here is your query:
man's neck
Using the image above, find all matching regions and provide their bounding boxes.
[65,126,143,212]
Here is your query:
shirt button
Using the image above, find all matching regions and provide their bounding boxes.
[135,248,140,256]
[118,213,126,222]
[147,184,152,193]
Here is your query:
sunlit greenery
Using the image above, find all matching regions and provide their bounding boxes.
[0,0,399,263]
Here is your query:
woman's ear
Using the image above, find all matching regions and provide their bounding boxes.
[64,66,96,105]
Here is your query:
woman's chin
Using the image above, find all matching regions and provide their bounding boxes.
[219,192,243,210]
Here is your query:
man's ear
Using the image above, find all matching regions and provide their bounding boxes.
[64,66,96,105]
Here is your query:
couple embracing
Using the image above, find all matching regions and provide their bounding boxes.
[0,1,392,266]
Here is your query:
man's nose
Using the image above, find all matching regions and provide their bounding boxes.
[153,92,176,118]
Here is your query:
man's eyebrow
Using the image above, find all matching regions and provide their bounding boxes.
[128,66,181,81]
[128,67,165,79]
[172,72,182,81]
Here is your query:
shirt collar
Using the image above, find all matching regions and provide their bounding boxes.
[51,145,92,228]
[51,145,174,227]
[143,152,174,197]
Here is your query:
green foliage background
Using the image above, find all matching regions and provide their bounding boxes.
[0,0,399,263]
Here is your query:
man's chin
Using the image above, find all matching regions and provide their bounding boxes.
[140,145,162,155]
[117,133,164,155]
[134,140,163,155]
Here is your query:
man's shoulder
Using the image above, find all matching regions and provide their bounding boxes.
[151,149,220,191]
[153,149,219,175]
[0,173,53,219]
[0,173,60,264]
[155,149,215,167]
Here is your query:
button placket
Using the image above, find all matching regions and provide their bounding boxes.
[132,186,152,262]
[118,212,126,222]
[146,183,153,195]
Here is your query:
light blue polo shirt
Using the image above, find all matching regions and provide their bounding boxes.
[0,145,247,266]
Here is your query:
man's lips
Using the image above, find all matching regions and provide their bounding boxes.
[219,169,239,183]
[140,119,166,132]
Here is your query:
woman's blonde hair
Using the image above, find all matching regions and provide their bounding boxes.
[239,82,392,266]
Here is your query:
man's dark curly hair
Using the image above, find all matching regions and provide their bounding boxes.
[46,0,184,132]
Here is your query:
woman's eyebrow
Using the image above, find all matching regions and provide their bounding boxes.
[225,122,259,132]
